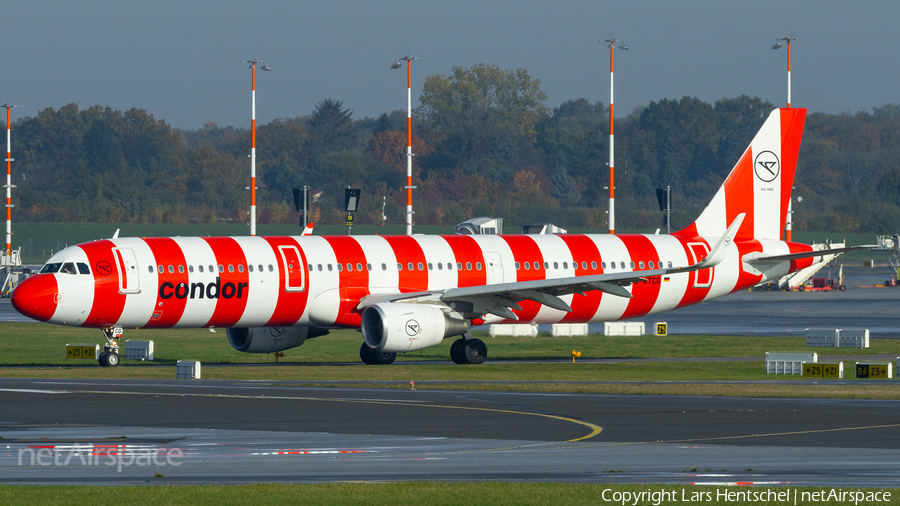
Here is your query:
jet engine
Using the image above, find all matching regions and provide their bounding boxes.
[226,326,325,353]
[361,303,468,353]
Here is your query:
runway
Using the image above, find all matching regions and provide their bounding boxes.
[2,378,900,486]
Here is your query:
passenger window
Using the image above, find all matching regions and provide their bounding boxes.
[158,265,164,273]
[544,262,549,270]
[327,264,333,271]
[228,265,234,273]
[238,265,244,273]
[524,262,530,270]
[582,261,588,270]
[648,261,654,269]
[466,262,472,270]
[408,262,414,271]
[347,263,353,272]
[209,265,215,273]
[77,263,90,275]
[317,264,323,271]
[258,265,263,272]
[189,265,194,273]
[639,261,645,269]
[620,262,626,269]
[248,264,253,272]
[515,262,520,270]
[456,262,462,270]
[218,265,224,273]
[382,263,387,271]
[148,265,154,273]
[592,261,597,270]
[563,262,568,269]
[427,262,433,270]
[337,264,343,272]
[198,265,204,273]
[438,263,443,270]
[417,262,423,271]
[168,265,175,274]
[366,263,371,271]
[630,262,635,269]
[476,262,482,270]
[179,265,185,273]
[447,263,453,270]
[269,264,274,272]
[397,263,402,271]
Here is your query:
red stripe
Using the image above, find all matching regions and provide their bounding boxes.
[143,238,189,328]
[10,273,58,322]
[723,149,755,240]
[498,235,545,322]
[779,109,806,239]
[322,236,369,327]
[381,236,428,292]
[733,239,763,292]
[203,237,250,328]
[81,240,127,327]
[442,235,486,288]
[557,235,604,322]
[619,235,662,320]
[787,241,815,271]
[263,237,310,327]
[675,236,713,309]
[114,249,128,290]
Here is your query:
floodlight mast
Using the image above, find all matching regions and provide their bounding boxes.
[392,55,419,235]
[603,37,628,234]
[773,36,797,241]
[3,102,20,256]
[240,58,270,236]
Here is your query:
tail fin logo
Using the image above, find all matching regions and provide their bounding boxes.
[754,151,780,182]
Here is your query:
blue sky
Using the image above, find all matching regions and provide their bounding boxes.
[4,0,897,129]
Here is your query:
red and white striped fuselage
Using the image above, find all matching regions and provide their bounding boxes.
[15,232,814,330]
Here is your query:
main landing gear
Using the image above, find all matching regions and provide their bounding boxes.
[98,326,123,367]
[450,336,486,365]
[359,342,396,365]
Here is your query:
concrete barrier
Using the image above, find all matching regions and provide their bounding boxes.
[837,329,869,349]
[176,360,201,379]
[551,323,589,336]
[766,352,817,375]
[604,322,645,336]
[805,328,836,348]
[124,340,154,361]
[489,324,538,337]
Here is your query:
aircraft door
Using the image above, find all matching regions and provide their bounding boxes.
[485,252,504,285]
[112,247,141,294]
[688,243,713,288]
[278,245,306,292]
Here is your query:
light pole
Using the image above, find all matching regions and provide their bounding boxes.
[391,55,419,236]
[240,58,271,236]
[603,37,628,234]
[3,102,20,256]
[773,36,796,240]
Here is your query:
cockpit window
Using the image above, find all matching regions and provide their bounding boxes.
[77,263,91,275]
[40,263,62,274]
[60,263,78,275]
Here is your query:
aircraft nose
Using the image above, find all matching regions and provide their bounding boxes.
[11,273,59,322]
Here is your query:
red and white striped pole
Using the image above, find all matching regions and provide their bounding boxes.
[603,37,627,234]
[3,103,20,256]
[241,58,270,236]
[392,55,419,235]
[773,36,796,240]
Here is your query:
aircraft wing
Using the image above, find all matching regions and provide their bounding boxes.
[743,244,876,265]
[357,214,744,320]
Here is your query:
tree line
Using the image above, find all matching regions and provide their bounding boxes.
[10,63,900,233]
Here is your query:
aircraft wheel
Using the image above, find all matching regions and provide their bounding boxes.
[372,351,396,365]
[98,351,109,367]
[359,342,376,365]
[839,285,846,292]
[798,285,805,292]
[463,339,487,365]
[450,338,467,364]
[106,352,120,367]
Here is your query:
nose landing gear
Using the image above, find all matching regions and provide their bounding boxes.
[98,326,123,367]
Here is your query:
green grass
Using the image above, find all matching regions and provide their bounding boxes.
[2,323,897,367]
[0,484,896,505]
[2,323,898,399]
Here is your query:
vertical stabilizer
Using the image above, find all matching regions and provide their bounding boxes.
[675,108,806,240]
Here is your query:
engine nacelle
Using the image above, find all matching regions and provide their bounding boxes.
[227,326,312,353]
[362,303,468,353]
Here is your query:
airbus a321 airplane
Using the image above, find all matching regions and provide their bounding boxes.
[11,108,860,367]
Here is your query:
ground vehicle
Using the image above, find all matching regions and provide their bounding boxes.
[799,277,846,292]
